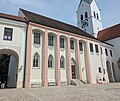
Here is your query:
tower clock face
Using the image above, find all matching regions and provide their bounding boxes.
[81,19,88,28]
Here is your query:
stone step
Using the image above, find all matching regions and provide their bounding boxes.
[71,79,86,86]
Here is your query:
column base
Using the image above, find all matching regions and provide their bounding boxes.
[17,81,23,88]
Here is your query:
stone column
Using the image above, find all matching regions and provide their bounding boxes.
[67,36,72,84]
[42,30,48,87]
[56,33,61,86]
[24,25,32,88]
[85,41,92,84]
[76,39,82,80]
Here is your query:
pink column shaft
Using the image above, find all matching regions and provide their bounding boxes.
[25,25,32,88]
[42,30,48,87]
[67,36,72,84]
[56,33,61,86]
[76,39,82,80]
[86,41,92,84]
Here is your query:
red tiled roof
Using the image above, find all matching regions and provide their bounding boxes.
[0,13,26,22]
[98,24,120,41]
[20,8,99,41]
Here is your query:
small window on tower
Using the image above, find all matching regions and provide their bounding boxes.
[97,13,99,19]
[85,12,88,19]
[93,11,96,18]
[81,14,83,21]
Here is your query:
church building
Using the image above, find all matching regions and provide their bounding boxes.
[0,0,119,88]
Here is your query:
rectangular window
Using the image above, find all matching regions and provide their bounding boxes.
[70,40,74,50]
[48,35,54,46]
[110,50,113,57]
[60,38,64,48]
[3,27,13,41]
[95,44,99,53]
[90,43,94,52]
[105,49,108,56]
[79,42,83,51]
[34,32,40,44]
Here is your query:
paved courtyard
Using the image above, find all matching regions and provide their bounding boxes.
[0,83,120,101]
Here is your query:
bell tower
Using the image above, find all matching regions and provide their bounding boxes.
[77,0,102,38]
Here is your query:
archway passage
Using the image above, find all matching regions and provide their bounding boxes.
[71,58,76,79]
[106,61,113,82]
[0,49,19,88]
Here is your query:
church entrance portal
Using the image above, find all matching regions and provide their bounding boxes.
[71,58,76,79]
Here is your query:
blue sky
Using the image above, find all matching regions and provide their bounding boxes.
[0,0,120,29]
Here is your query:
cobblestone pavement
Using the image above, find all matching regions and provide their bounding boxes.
[0,83,120,101]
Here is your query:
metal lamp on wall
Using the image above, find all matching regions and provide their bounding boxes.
[117,58,120,68]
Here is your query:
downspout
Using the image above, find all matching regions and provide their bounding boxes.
[23,21,29,88]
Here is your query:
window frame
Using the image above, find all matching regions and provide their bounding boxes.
[105,49,108,56]
[85,12,88,19]
[95,44,99,53]
[79,42,83,51]
[81,14,83,21]
[110,50,113,57]
[70,40,74,50]
[98,67,102,73]
[48,35,54,46]
[60,37,64,48]
[90,43,94,52]
[93,11,96,18]
[60,56,65,68]
[97,13,99,19]
[3,27,13,41]
[33,53,40,69]
[48,55,53,68]
[34,32,40,44]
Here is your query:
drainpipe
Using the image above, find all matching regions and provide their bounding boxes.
[23,21,29,88]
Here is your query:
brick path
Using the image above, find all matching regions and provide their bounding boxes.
[0,83,120,101]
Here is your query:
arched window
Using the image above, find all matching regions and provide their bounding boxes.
[60,56,65,68]
[81,14,83,21]
[33,53,40,68]
[48,54,53,68]
[33,32,40,44]
[85,12,88,19]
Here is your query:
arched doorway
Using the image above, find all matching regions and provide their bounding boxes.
[106,61,113,82]
[0,49,19,88]
[71,58,76,79]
